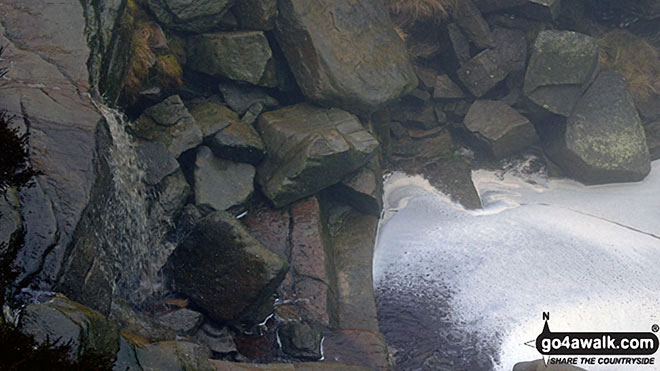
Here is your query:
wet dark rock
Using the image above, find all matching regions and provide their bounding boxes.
[189,102,237,138]
[196,323,238,355]
[187,31,276,87]
[546,70,651,184]
[290,197,329,283]
[473,0,527,13]
[330,156,383,216]
[166,210,288,326]
[421,158,482,210]
[19,295,120,362]
[391,129,453,163]
[391,102,441,130]
[132,96,203,157]
[242,205,290,261]
[110,299,176,342]
[450,0,493,49]
[0,189,21,246]
[234,0,278,30]
[463,100,539,159]
[135,341,213,371]
[0,0,102,287]
[322,329,389,370]
[256,104,379,208]
[414,66,440,92]
[143,95,192,127]
[147,0,235,33]
[275,0,417,113]
[408,88,432,104]
[294,277,336,327]
[278,322,323,360]
[136,141,180,186]
[523,30,599,117]
[645,121,660,160]
[208,121,265,165]
[456,27,527,97]
[445,23,472,66]
[219,83,279,116]
[113,336,141,371]
[156,308,204,336]
[194,146,255,211]
[433,75,467,100]
[518,0,561,21]
[241,103,265,126]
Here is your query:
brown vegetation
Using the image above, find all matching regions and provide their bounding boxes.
[598,29,660,100]
[383,0,458,26]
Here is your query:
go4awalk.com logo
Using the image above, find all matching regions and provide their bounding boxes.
[525,312,660,367]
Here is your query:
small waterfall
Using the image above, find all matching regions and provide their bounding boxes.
[94,103,176,306]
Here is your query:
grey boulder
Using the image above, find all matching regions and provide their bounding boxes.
[275,0,417,113]
[208,121,266,165]
[194,146,255,211]
[187,32,276,87]
[546,70,651,184]
[278,322,323,360]
[523,30,599,117]
[165,211,288,325]
[256,104,379,208]
[463,100,539,159]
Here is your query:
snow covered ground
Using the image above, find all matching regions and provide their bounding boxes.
[374,159,660,370]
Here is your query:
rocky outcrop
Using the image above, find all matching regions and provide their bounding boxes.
[274,0,417,113]
[18,295,120,362]
[194,146,255,211]
[166,211,288,326]
[187,32,276,87]
[136,341,213,371]
[208,121,266,165]
[147,0,235,33]
[329,157,383,216]
[278,322,323,360]
[190,102,237,138]
[546,70,651,184]
[256,104,379,208]
[463,100,539,159]
[234,0,278,30]
[0,0,104,289]
[523,30,599,116]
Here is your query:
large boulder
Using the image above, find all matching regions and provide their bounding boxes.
[147,0,235,33]
[166,211,288,326]
[450,0,493,49]
[329,156,383,216]
[523,30,599,117]
[275,0,417,113]
[208,121,266,165]
[278,322,323,360]
[18,295,120,362]
[194,146,255,211]
[256,104,379,208]
[546,70,651,184]
[0,0,102,288]
[463,100,539,159]
[187,32,276,87]
[234,0,278,30]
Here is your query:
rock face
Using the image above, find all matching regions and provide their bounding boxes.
[523,30,599,117]
[148,0,235,33]
[234,0,278,30]
[187,32,276,87]
[645,121,660,160]
[166,211,288,326]
[330,157,383,216]
[194,146,255,211]
[463,100,539,159]
[275,0,417,112]
[546,70,651,184]
[190,102,237,138]
[0,0,102,288]
[136,341,213,371]
[19,296,120,361]
[256,104,379,208]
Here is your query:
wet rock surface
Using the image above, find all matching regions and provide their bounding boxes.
[166,210,288,326]
[275,0,417,112]
[147,0,235,33]
[256,104,379,208]
[546,70,651,184]
[194,146,255,211]
[463,99,539,159]
[523,30,599,116]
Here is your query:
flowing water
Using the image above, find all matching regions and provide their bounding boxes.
[374,157,660,370]
[94,105,176,305]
